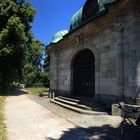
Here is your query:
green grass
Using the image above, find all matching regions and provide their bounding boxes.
[25,87,49,96]
[0,96,7,140]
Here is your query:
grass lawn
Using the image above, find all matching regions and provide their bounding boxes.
[0,96,7,140]
[25,87,49,96]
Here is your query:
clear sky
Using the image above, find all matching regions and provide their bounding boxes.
[28,0,86,45]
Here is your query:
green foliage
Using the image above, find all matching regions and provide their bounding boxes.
[0,0,35,91]
[41,72,50,87]
[25,87,49,96]
[26,39,44,67]
[23,63,38,86]
[41,54,50,87]
[43,53,50,71]
[23,39,44,87]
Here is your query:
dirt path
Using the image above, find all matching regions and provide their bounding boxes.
[5,94,89,140]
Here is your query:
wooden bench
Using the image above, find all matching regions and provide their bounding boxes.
[39,91,50,97]
[39,91,55,99]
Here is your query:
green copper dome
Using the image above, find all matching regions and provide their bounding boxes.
[51,30,68,43]
[48,0,118,45]
[70,8,83,30]
[70,0,118,30]
[99,0,117,4]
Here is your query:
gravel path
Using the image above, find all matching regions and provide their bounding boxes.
[5,94,90,140]
[5,94,123,140]
[27,95,122,129]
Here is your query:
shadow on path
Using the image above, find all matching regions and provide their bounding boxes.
[46,125,120,140]
[46,124,140,140]
[0,89,28,96]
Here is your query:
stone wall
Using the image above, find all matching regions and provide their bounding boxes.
[48,0,140,101]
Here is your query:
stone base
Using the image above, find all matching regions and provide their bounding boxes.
[50,90,140,118]
[136,98,140,105]
[94,94,121,109]
[112,103,140,119]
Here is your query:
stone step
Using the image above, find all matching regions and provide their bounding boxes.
[50,99,107,115]
[58,96,104,108]
[58,96,80,103]
[55,97,92,110]
[59,96,105,107]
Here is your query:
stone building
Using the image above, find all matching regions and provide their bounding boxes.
[47,0,140,103]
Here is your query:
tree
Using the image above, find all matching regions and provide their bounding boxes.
[0,0,35,91]
[23,39,44,87]
[25,39,44,68]
[42,54,50,87]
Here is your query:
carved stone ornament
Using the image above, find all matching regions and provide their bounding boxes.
[76,34,81,45]
[114,22,124,32]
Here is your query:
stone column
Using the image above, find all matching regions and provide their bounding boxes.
[114,22,125,100]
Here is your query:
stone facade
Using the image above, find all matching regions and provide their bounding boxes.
[47,0,140,102]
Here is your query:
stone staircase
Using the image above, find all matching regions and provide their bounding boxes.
[50,96,109,115]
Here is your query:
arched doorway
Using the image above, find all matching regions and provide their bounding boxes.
[72,49,95,97]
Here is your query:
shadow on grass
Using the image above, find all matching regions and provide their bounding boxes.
[0,89,28,96]
[45,125,120,140]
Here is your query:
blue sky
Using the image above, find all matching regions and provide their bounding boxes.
[28,0,86,45]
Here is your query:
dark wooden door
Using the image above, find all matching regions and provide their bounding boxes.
[73,50,95,97]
